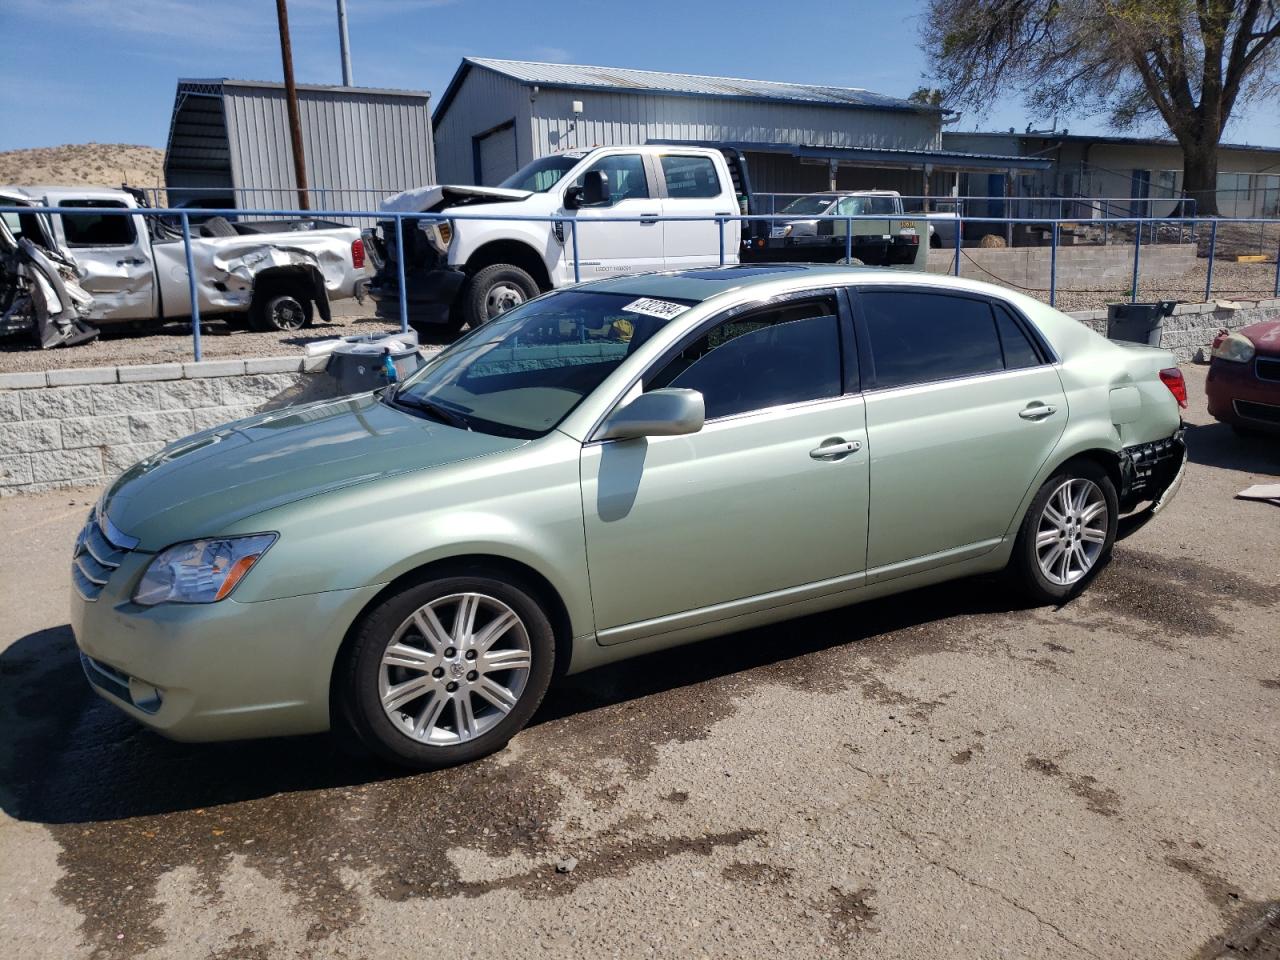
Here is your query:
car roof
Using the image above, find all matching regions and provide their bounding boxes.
[583,264,868,300]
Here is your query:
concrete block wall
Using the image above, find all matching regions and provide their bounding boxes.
[1067,297,1280,363]
[927,243,1198,289]
[0,358,335,496]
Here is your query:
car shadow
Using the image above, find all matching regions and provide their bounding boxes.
[0,576,1032,828]
[1184,421,1280,476]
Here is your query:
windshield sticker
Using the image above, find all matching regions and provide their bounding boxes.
[561,150,588,160]
[621,297,689,321]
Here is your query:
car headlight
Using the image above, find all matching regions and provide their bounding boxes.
[134,534,276,606]
[1210,331,1255,363]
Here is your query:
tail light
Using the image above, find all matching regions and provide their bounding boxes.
[350,237,365,269]
[1159,367,1188,408]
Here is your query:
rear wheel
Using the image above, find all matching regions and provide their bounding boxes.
[249,287,313,332]
[340,573,555,769]
[1011,460,1118,603]
[463,264,539,330]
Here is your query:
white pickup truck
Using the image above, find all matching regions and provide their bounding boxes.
[363,145,742,333]
[1,186,370,348]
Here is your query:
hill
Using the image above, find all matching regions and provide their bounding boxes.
[0,143,164,188]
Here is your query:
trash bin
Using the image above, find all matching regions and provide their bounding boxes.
[320,330,424,392]
[1106,301,1178,346]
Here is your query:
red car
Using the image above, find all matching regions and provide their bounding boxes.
[1206,318,1280,436]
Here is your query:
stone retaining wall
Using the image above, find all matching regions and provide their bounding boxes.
[0,356,335,496]
[1066,297,1280,363]
[927,243,1198,290]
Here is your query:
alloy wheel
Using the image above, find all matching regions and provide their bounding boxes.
[270,296,307,331]
[378,592,532,745]
[1035,478,1109,586]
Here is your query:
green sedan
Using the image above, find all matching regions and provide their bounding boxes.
[72,265,1188,769]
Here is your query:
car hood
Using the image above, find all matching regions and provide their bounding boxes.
[379,184,533,214]
[1241,319,1280,357]
[102,392,525,548]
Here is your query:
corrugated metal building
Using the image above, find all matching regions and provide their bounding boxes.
[163,78,435,215]
[432,58,1047,200]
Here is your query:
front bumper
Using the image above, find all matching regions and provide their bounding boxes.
[1206,357,1280,434]
[71,553,383,741]
[367,266,467,323]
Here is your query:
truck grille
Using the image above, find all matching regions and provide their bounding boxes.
[1256,356,1280,383]
[72,507,134,601]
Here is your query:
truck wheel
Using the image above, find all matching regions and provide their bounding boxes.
[464,264,539,329]
[250,290,313,332]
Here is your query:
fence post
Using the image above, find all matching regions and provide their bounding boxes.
[570,220,581,284]
[845,218,853,263]
[1274,233,1280,298]
[1205,220,1217,302]
[718,217,725,266]
[1131,219,1142,304]
[953,211,962,277]
[394,215,409,335]
[1049,221,1059,308]
[180,213,203,363]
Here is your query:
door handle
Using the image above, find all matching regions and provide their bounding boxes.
[809,438,862,460]
[639,213,660,224]
[1019,402,1058,421]
[116,257,145,266]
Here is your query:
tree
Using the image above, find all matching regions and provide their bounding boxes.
[908,86,947,107]
[921,0,1280,214]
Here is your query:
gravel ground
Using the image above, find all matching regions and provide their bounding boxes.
[0,366,1278,960]
[0,301,458,374]
[962,255,1279,313]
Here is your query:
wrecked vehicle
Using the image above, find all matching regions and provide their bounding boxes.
[363,145,741,333]
[743,190,926,268]
[0,187,370,347]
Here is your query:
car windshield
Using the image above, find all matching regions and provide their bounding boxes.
[387,290,696,438]
[497,154,585,192]
[780,195,836,216]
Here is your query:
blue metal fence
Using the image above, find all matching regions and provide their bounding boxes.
[3,202,1278,363]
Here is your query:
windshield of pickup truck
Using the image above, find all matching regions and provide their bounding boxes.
[388,289,694,438]
[780,195,836,216]
[498,154,584,192]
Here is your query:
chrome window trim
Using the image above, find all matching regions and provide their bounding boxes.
[859,361,1063,400]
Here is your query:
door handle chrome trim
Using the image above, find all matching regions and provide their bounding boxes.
[1019,403,1057,421]
[809,439,862,460]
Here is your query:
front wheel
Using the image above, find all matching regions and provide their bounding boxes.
[340,573,555,769]
[463,264,540,330]
[1011,460,1118,603]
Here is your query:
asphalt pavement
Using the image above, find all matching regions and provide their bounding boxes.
[0,364,1277,960]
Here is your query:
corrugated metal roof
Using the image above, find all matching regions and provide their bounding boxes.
[179,77,430,100]
[436,58,936,124]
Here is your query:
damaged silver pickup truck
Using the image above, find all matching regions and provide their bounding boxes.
[1,186,370,348]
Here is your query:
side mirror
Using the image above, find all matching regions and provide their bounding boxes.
[582,170,610,206]
[597,388,705,441]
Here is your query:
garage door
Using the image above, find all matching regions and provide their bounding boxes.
[478,125,517,185]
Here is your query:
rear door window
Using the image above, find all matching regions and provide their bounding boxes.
[660,156,721,199]
[647,296,842,419]
[859,290,1004,389]
[59,200,135,246]
[993,303,1044,369]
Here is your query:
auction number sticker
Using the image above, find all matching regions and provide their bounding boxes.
[621,297,688,320]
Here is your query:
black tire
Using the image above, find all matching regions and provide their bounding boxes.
[249,289,313,332]
[463,264,539,330]
[930,232,943,249]
[339,572,555,770]
[1010,459,1119,604]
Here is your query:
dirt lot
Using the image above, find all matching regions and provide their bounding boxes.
[0,365,1277,960]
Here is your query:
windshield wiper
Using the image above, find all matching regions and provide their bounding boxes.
[389,390,472,431]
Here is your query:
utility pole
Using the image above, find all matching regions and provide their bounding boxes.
[274,0,310,210]
[336,0,353,86]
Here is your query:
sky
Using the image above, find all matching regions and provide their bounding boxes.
[3,0,1279,153]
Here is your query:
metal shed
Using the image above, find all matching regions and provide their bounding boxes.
[163,78,435,215]
[432,58,1047,198]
